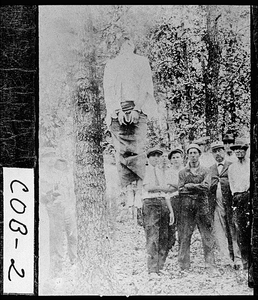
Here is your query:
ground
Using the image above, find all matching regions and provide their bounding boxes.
[42,212,253,296]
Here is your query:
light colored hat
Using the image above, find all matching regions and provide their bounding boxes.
[168,147,184,160]
[186,143,202,154]
[230,138,249,151]
[147,147,163,158]
[41,147,57,158]
[211,141,225,151]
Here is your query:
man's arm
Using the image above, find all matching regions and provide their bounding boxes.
[178,170,188,194]
[103,60,121,124]
[134,57,154,113]
[184,169,211,193]
[228,164,236,195]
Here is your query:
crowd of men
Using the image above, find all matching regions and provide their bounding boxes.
[139,136,251,276]
[102,32,251,278]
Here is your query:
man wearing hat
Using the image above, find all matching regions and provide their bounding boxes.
[222,133,237,163]
[177,143,215,271]
[209,141,242,269]
[40,147,78,281]
[103,31,158,215]
[194,136,215,168]
[228,138,251,270]
[142,147,174,274]
[165,146,185,247]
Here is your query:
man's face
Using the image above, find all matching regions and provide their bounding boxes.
[187,148,200,164]
[212,147,225,163]
[170,152,183,167]
[234,148,246,160]
[148,153,161,167]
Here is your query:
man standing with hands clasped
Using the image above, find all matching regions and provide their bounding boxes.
[228,138,251,270]
[209,141,242,269]
[177,143,215,272]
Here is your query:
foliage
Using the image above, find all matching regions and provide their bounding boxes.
[39,5,250,154]
[38,5,252,295]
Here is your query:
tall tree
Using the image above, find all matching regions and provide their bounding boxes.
[202,5,221,141]
[73,7,114,294]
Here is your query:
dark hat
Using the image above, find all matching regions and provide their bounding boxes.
[222,134,234,143]
[147,147,163,158]
[230,138,249,151]
[194,136,210,145]
[168,147,184,160]
[211,141,225,152]
[186,143,202,154]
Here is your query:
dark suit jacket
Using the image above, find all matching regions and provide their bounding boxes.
[209,160,233,218]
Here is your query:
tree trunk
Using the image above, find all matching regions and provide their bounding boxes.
[202,5,221,141]
[73,9,115,295]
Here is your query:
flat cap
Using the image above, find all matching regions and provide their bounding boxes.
[147,147,163,158]
[186,143,202,154]
[230,138,249,151]
[211,141,225,151]
[168,147,184,160]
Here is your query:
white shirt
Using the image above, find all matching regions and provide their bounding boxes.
[165,165,184,187]
[199,152,215,168]
[225,152,238,163]
[142,164,167,199]
[228,158,250,194]
[216,160,225,174]
[103,52,158,125]
[215,160,225,209]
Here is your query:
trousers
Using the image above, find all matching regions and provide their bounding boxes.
[213,205,241,265]
[110,112,147,188]
[142,197,172,273]
[169,195,180,246]
[46,199,78,276]
[178,195,215,270]
[232,191,251,269]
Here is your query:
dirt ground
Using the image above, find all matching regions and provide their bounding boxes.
[42,212,253,296]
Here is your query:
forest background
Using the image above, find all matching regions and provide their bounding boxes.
[38,5,253,295]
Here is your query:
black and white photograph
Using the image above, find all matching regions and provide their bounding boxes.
[1,4,258,296]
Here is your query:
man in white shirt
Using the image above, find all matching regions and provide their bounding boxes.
[165,146,185,247]
[222,133,238,163]
[103,32,158,213]
[194,136,215,168]
[228,138,251,270]
[142,147,174,274]
[209,141,241,269]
